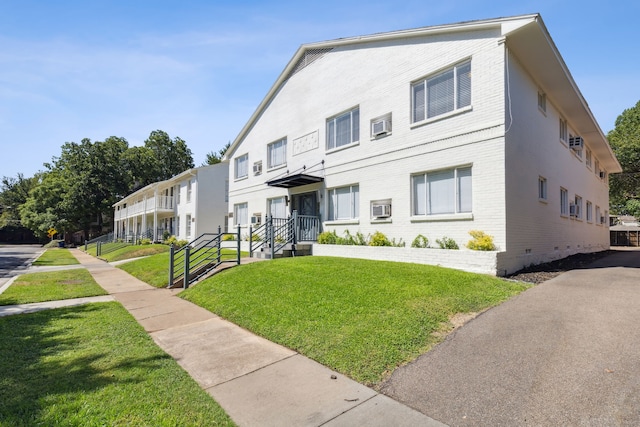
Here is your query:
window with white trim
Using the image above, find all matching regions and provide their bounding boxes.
[186,214,192,237]
[268,197,287,219]
[326,107,359,150]
[234,202,248,226]
[328,185,359,220]
[538,176,547,201]
[560,187,568,216]
[186,180,192,202]
[176,216,180,237]
[559,118,567,142]
[586,201,593,222]
[412,61,471,123]
[574,195,583,220]
[412,166,472,216]
[267,138,287,169]
[235,154,248,179]
[596,205,601,224]
[538,91,547,113]
[585,148,592,168]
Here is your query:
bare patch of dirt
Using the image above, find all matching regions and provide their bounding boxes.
[506,250,615,284]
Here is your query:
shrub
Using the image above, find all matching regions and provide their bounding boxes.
[222,234,236,241]
[343,230,369,246]
[466,230,497,251]
[411,234,429,248]
[176,239,189,248]
[164,235,189,249]
[436,236,459,250]
[162,230,171,242]
[317,230,339,244]
[139,238,152,245]
[369,231,391,246]
[391,238,406,247]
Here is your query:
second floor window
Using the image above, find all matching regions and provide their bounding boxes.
[268,138,287,169]
[327,107,359,150]
[412,60,471,123]
[235,154,248,179]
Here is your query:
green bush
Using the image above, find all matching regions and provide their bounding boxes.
[139,238,152,245]
[369,231,391,246]
[436,236,459,250]
[391,238,405,247]
[164,235,189,249]
[343,230,369,246]
[411,234,429,248]
[162,230,171,242]
[466,230,497,251]
[222,234,236,241]
[317,230,339,244]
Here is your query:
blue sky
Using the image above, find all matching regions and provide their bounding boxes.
[1,0,638,179]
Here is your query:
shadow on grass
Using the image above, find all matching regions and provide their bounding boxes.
[0,304,168,424]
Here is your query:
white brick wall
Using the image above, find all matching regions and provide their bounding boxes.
[312,244,500,276]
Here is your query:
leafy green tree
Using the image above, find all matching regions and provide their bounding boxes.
[142,130,194,183]
[0,173,38,228]
[608,100,640,215]
[203,141,231,165]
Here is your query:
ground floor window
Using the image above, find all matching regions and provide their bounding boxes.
[268,197,287,218]
[234,202,248,226]
[560,188,568,216]
[186,214,192,237]
[412,166,472,215]
[328,185,359,220]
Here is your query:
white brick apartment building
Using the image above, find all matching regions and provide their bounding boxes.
[114,162,229,242]
[224,14,620,275]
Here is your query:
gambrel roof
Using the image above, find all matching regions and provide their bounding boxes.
[225,14,621,173]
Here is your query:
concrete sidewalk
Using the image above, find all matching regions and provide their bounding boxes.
[61,249,445,427]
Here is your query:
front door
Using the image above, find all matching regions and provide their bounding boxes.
[291,192,319,241]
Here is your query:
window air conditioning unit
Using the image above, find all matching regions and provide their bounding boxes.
[569,203,577,217]
[599,171,606,179]
[372,203,391,218]
[251,215,261,225]
[569,136,584,150]
[372,119,390,136]
[600,216,606,224]
[253,161,262,176]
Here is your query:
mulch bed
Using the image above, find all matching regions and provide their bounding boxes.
[506,250,615,284]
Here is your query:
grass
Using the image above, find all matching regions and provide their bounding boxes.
[32,248,79,266]
[0,302,235,426]
[181,256,530,386]
[98,244,170,262]
[119,249,248,288]
[0,269,108,306]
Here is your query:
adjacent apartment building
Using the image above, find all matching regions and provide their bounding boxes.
[113,162,229,242]
[224,14,620,274]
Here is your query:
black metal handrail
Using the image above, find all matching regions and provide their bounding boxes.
[168,225,241,288]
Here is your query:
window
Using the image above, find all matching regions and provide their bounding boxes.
[268,197,287,219]
[559,118,567,142]
[538,176,547,201]
[413,166,472,216]
[586,201,593,222]
[560,188,568,216]
[327,108,359,150]
[235,154,248,179]
[574,195,583,220]
[538,91,547,113]
[186,180,192,202]
[186,214,192,237]
[585,148,592,168]
[176,216,180,237]
[328,185,359,220]
[267,139,287,169]
[176,185,181,204]
[234,203,248,226]
[412,61,471,123]
[595,205,601,224]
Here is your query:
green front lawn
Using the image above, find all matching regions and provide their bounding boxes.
[32,248,79,266]
[181,256,529,386]
[0,269,107,306]
[0,302,234,426]
[98,244,170,262]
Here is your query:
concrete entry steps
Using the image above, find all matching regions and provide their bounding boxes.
[64,249,446,427]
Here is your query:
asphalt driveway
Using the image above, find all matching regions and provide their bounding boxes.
[381,249,640,426]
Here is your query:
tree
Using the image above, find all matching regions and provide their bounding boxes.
[0,173,38,228]
[203,141,231,165]
[608,100,640,216]
[141,130,194,184]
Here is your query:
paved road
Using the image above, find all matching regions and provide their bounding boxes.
[381,249,640,426]
[0,244,43,287]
